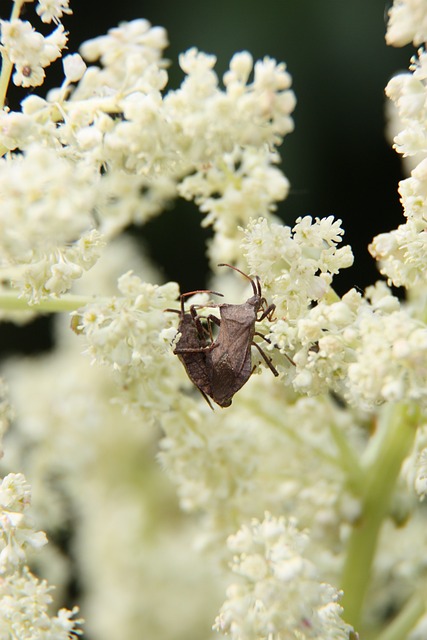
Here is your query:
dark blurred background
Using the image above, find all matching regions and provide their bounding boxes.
[1,0,412,354]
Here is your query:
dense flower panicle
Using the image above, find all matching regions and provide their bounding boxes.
[214,514,353,640]
[386,0,427,46]
[79,18,168,78]
[347,307,427,407]
[0,567,82,639]
[0,17,296,292]
[0,243,224,637]
[159,374,361,554]
[241,216,353,321]
[2,3,427,639]
[0,146,104,302]
[241,217,427,407]
[76,272,182,415]
[371,48,427,288]
[179,148,289,265]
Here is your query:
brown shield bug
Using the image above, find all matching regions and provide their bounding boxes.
[204,264,279,408]
[166,290,222,409]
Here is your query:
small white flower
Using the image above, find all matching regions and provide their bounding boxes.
[80,18,168,71]
[386,0,427,47]
[62,53,86,82]
[36,0,72,24]
[0,20,68,88]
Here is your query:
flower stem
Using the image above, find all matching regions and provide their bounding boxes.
[374,591,426,640]
[340,402,419,632]
[0,292,94,313]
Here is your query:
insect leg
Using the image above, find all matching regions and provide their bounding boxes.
[254,331,295,366]
[174,342,218,354]
[258,302,276,322]
[251,341,279,377]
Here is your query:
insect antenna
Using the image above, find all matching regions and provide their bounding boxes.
[217,263,258,296]
[165,290,223,315]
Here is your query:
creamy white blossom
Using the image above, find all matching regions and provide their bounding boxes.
[0,146,104,302]
[0,473,47,572]
[36,0,72,24]
[0,567,81,638]
[0,17,296,295]
[0,238,225,638]
[0,19,68,87]
[241,216,353,322]
[76,271,182,416]
[214,514,352,640]
[62,53,86,83]
[347,307,427,407]
[386,0,427,46]
[370,44,427,288]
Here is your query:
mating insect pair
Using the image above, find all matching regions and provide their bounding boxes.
[167,264,279,409]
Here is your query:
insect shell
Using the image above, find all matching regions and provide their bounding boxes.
[203,264,278,407]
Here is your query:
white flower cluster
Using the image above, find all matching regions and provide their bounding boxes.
[370,40,427,288]
[159,374,361,555]
[241,218,427,408]
[75,271,181,416]
[386,0,427,47]
[3,2,427,639]
[214,513,352,640]
[0,240,224,638]
[0,472,81,638]
[0,567,81,639]
[0,15,68,88]
[0,145,104,302]
[0,14,296,303]
[0,472,47,572]
[242,215,353,320]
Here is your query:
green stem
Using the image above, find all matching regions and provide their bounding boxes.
[374,592,426,640]
[340,402,419,631]
[0,292,94,313]
[329,418,364,491]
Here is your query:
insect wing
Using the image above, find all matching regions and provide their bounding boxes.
[210,302,256,374]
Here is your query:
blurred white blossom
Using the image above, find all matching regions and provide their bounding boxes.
[36,0,72,24]
[386,0,427,47]
[0,473,81,637]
